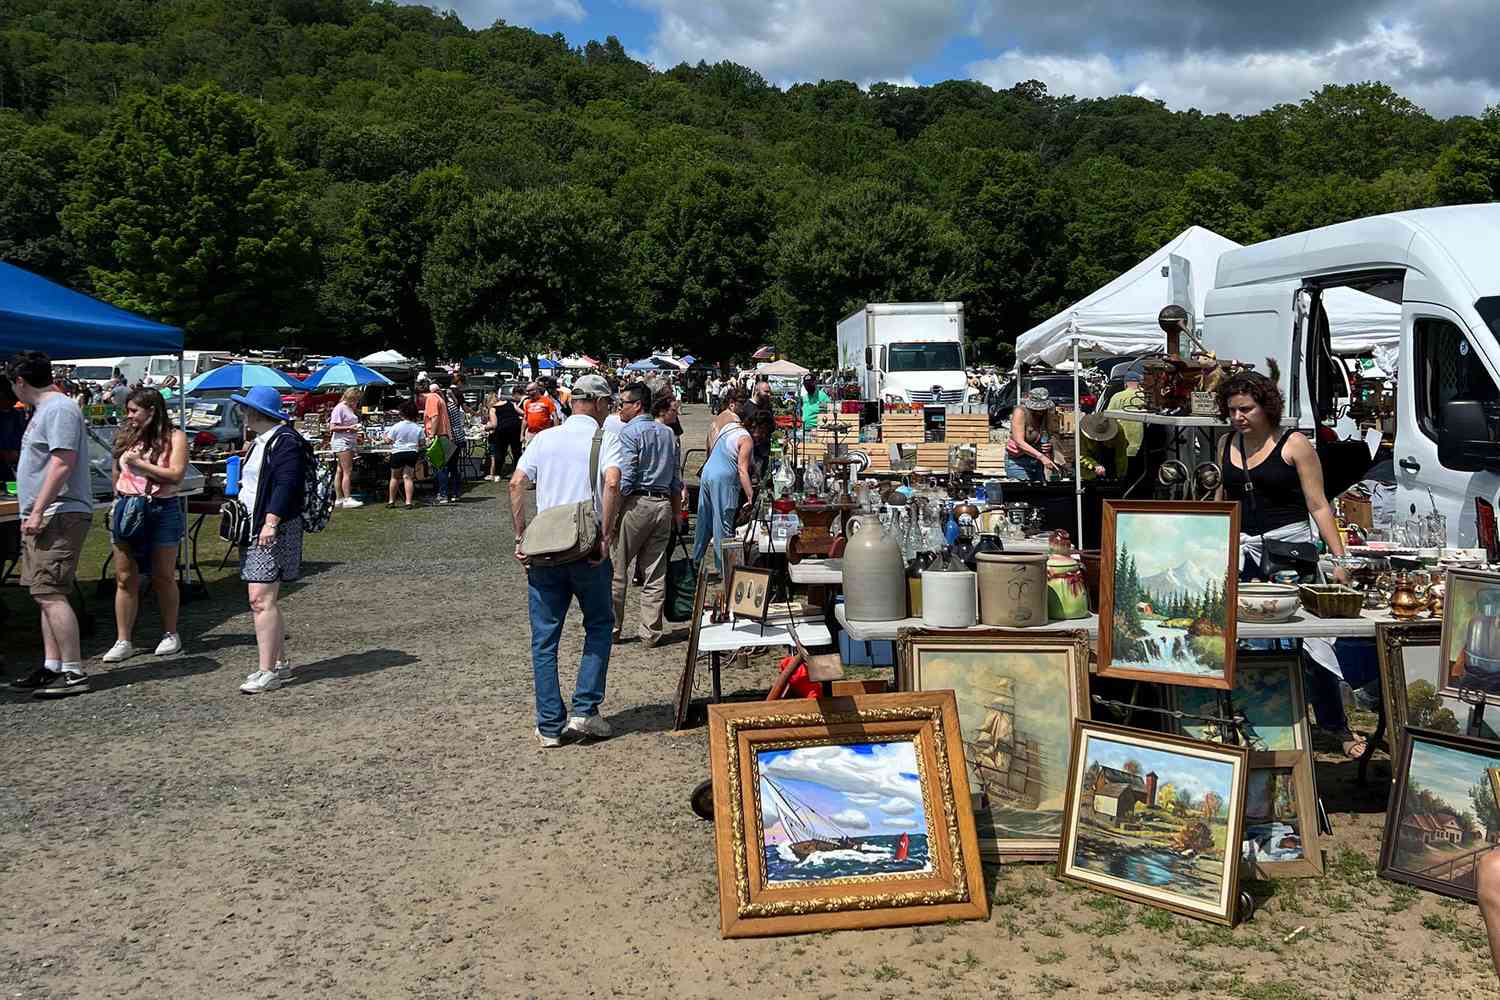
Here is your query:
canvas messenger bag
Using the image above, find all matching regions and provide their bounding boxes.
[519,427,605,566]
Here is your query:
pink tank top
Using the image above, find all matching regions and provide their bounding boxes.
[115,440,178,498]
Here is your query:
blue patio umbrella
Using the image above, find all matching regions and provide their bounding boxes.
[183,363,300,394]
[625,359,660,372]
[535,357,560,370]
[304,355,394,388]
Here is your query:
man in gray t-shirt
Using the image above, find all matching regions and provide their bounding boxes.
[7,351,95,698]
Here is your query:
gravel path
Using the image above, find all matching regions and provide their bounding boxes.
[1,404,1494,999]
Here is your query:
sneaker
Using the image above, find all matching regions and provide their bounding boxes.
[564,714,612,741]
[239,664,291,694]
[344,498,364,509]
[101,640,136,664]
[535,727,564,748]
[35,671,90,698]
[154,633,182,656]
[10,667,60,691]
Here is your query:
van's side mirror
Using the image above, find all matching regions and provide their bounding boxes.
[1438,400,1500,472]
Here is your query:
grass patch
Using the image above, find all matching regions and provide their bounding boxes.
[871,961,904,982]
[1138,907,1176,933]
[1036,949,1066,965]
[1232,981,1315,1000]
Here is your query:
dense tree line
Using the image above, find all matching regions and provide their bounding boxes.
[3,0,1500,364]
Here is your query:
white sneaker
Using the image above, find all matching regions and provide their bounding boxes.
[101,640,136,664]
[344,498,364,508]
[535,727,563,748]
[564,714,612,740]
[240,664,291,694]
[154,633,182,656]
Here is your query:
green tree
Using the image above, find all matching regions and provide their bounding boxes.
[1470,778,1500,840]
[0,117,82,281]
[62,83,315,344]
[1432,108,1500,204]
[420,184,626,364]
[320,165,472,360]
[630,162,775,363]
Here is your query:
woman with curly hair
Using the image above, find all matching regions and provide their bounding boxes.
[105,387,189,662]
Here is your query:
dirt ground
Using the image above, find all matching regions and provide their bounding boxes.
[1,403,1495,999]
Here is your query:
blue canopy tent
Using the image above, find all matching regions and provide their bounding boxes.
[0,262,181,359]
[626,358,664,372]
[535,357,560,370]
[304,356,394,388]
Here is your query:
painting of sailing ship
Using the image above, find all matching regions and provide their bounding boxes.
[756,742,933,884]
[900,634,1087,859]
[1379,729,1500,903]
[1100,502,1238,690]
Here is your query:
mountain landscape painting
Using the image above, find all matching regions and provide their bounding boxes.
[1100,502,1240,690]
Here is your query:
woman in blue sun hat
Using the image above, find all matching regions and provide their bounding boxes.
[229,385,308,695]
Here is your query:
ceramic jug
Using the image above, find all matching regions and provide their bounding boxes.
[1046,555,1090,620]
[842,513,907,621]
[975,551,1048,626]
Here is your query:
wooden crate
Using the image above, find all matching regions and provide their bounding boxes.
[914,443,950,472]
[881,413,925,444]
[975,444,1007,476]
[944,414,990,445]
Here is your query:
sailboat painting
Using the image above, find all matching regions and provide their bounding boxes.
[757,742,933,884]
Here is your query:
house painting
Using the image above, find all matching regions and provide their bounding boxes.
[1401,812,1465,847]
[1085,766,1158,826]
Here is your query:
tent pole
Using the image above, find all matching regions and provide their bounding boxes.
[1073,338,1083,550]
[176,352,189,593]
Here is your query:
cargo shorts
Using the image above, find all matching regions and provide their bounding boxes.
[20,511,91,597]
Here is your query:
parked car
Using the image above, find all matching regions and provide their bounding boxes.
[177,396,246,451]
[988,372,1098,426]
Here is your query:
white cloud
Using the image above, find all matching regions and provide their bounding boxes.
[880,797,915,816]
[761,743,925,811]
[846,792,883,805]
[831,808,871,830]
[636,0,965,87]
[408,0,585,26]
[884,816,916,827]
[965,20,1500,117]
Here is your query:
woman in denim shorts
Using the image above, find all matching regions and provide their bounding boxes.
[105,388,189,663]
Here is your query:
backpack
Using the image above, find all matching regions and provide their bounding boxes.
[300,437,336,532]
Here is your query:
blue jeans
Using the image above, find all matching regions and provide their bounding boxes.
[692,476,740,571]
[1005,453,1045,481]
[527,558,615,737]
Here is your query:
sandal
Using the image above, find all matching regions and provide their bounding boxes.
[403,503,415,510]
[1340,731,1369,758]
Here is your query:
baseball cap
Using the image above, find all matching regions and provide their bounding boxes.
[571,373,611,399]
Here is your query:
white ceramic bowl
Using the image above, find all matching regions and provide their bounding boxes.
[1238,583,1301,623]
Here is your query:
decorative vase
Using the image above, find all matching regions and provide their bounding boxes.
[842,513,907,621]
[975,552,1048,627]
[1389,572,1424,620]
[1046,555,1090,620]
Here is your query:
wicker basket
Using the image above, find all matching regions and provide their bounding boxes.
[1298,584,1363,618]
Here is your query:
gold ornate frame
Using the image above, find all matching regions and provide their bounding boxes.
[1436,567,1500,695]
[1376,620,1445,757]
[707,692,988,937]
[896,628,1091,862]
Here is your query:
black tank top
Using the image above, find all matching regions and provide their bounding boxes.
[1222,430,1306,536]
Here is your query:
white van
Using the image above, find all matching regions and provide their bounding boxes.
[58,356,149,386]
[1200,204,1500,545]
[144,351,231,386]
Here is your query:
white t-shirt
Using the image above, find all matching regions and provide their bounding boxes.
[518,413,622,517]
[239,430,272,509]
[603,414,626,436]
[386,420,424,454]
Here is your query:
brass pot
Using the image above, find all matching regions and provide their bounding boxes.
[1389,572,1425,620]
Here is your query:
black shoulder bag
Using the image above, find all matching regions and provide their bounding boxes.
[1238,431,1319,583]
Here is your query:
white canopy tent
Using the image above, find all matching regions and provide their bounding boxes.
[1016,227,1400,366]
[360,349,409,364]
[755,359,809,377]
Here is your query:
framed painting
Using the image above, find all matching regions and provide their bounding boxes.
[728,565,773,624]
[1376,621,1452,756]
[707,692,988,937]
[672,558,713,730]
[1242,752,1325,879]
[1172,655,1310,753]
[1437,568,1500,695]
[1058,720,1249,925]
[1098,500,1240,691]
[1378,728,1500,903]
[898,629,1090,862]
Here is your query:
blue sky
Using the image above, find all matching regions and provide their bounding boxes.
[401,0,1500,117]
[1407,740,1496,815]
[1084,733,1235,806]
[758,742,928,838]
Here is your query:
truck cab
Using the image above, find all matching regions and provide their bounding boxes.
[1201,205,1500,545]
[837,302,977,407]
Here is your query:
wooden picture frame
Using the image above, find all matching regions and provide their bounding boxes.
[728,564,773,625]
[1376,620,1448,757]
[1437,567,1500,695]
[707,692,988,937]
[1242,752,1325,879]
[672,558,713,730]
[1378,727,1500,903]
[1172,654,1312,753]
[897,628,1090,862]
[1058,720,1249,925]
[1098,500,1240,691]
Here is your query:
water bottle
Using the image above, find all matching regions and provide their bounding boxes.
[225,454,242,497]
[944,506,960,546]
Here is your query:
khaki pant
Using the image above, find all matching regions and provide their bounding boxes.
[610,494,673,644]
[20,511,91,597]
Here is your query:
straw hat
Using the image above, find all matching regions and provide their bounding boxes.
[1080,413,1121,443]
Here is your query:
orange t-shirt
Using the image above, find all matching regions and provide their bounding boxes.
[523,395,558,433]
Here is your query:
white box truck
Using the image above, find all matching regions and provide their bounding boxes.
[837,302,977,407]
[1199,203,1500,545]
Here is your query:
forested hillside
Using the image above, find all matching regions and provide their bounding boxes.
[4,0,1499,364]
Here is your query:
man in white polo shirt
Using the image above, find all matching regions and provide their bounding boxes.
[509,373,622,747]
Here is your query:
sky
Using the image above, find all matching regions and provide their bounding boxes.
[1083,733,1235,807]
[1406,740,1495,816]
[758,742,928,839]
[1115,510,1230,580]
[402,0,1500,118]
